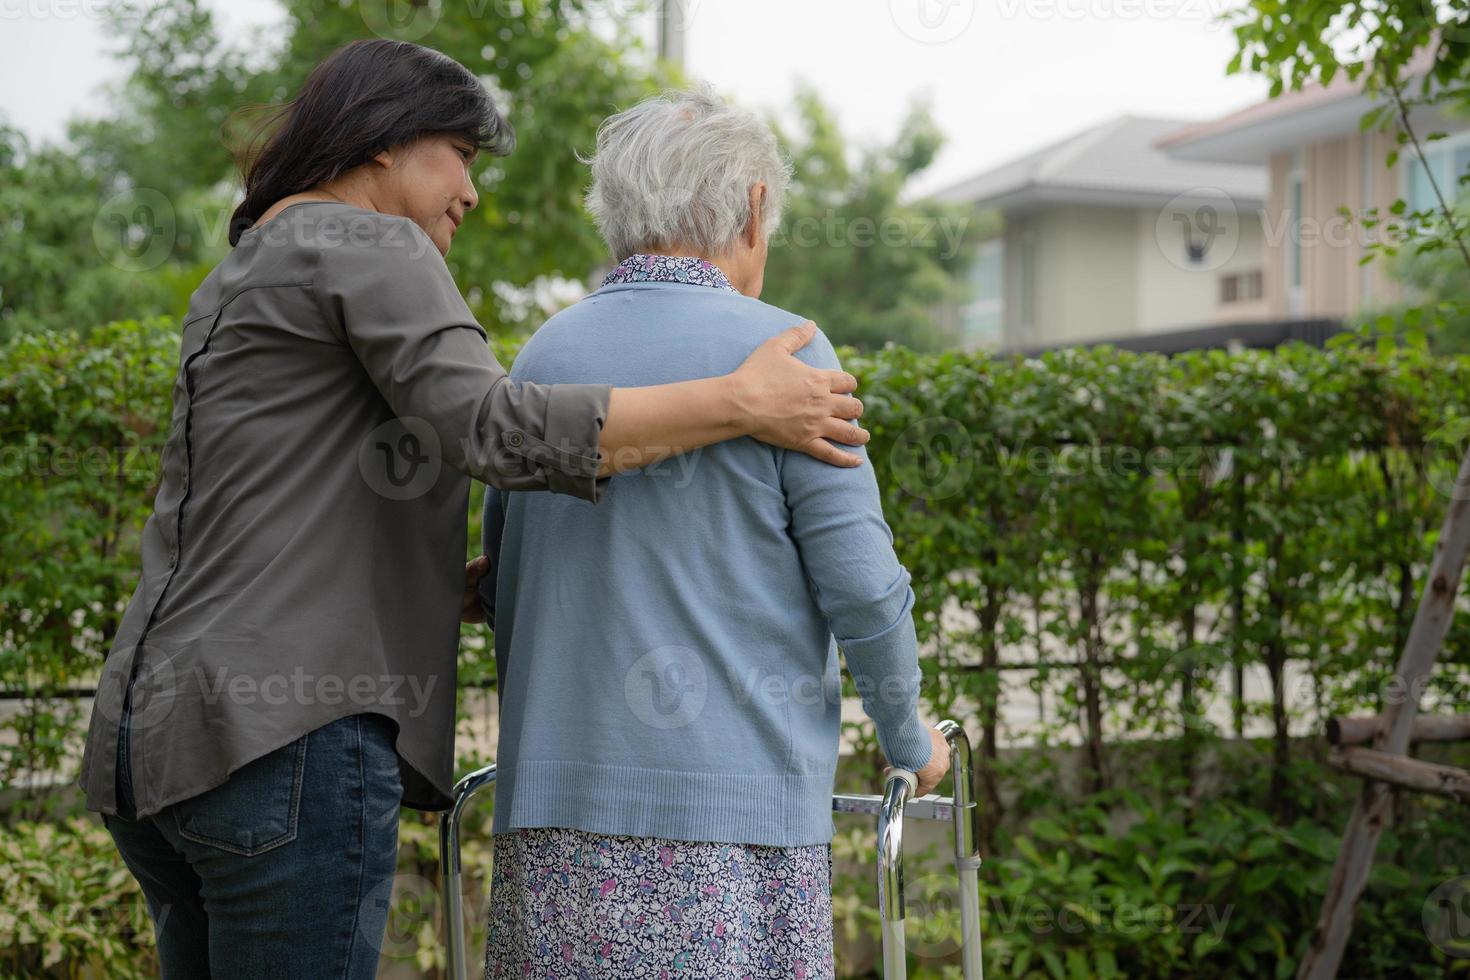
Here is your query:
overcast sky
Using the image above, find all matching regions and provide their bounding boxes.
[0,0,1271,195]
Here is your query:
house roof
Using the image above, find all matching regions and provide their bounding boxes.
[1157,49,1441,164]
[930,115,1266,212]
[1156,80,1378,164]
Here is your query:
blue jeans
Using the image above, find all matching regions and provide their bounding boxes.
[102,693,404,979]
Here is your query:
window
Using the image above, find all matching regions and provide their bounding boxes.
[1402,129,1470,215]
[960,239,1003,347]
[1286,162,1304,315]
[1220,269,1264,304]
[1019,228,1036,340]
[1287,170,1303,290]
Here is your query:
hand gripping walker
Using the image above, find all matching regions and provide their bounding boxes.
[438,718,984,979]
[831,719,985,979]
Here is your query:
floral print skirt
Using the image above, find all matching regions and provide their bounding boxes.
[485,826,835,979]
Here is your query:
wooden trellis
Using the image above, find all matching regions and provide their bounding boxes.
[1298,447,1470,979]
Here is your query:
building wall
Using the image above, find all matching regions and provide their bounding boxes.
[1028,205,1140,346]
[991,203,1268,349]
[1262,128,1408,320]
[1264,150,1291,318]
[1134,199,1267,331]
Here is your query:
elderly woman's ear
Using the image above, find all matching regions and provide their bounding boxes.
[745,182,768,248]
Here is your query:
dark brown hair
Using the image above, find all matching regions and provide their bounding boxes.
[229,39,514,246]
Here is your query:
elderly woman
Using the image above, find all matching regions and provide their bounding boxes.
[478,88,950,978]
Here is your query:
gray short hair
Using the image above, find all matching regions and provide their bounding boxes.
[584,87,793,260]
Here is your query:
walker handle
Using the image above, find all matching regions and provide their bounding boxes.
[885,767,919,797]
[878,766,919,978]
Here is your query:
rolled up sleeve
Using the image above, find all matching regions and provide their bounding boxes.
[310,212,613,501]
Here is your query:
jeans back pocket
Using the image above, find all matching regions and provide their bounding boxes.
[170,733,308,856]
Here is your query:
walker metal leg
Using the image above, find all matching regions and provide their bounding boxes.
[833,719,985,979]
[937,720,985,980]
[439,763,496,980]
[879,768,919,978]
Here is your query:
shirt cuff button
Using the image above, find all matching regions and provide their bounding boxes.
[505,432,524,448]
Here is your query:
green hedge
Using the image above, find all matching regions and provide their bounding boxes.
[4,319,1469,976]
[851,334,1470,803]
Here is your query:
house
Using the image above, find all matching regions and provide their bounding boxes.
[932,115,1268,352]
[1157,61,1470,322]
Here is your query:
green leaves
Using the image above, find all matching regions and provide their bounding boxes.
[760,86,989,353]
[9,296,1470,980]
[0,817,160,978]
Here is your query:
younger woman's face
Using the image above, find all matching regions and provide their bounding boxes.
[378,134,480,256]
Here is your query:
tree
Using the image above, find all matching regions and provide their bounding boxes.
[760,86,989,352]
[54,0,673,335]
[1227,0,1470,349]
[0,122,182,341]
[267,0,676,329]
[1224,5,1470,974]
[1390,192,1470,352]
